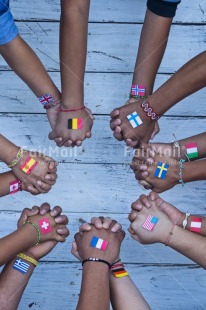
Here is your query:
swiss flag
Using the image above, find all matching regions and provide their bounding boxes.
[9,180,19,195]
[38,218,52,234]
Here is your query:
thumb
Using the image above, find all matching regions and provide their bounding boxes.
[48,130,57,140]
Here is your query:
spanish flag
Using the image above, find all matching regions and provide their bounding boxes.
[68,118,83,130]
[20,157,37,175]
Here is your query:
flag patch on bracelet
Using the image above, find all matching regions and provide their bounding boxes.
[68,118,83,129]
[38,93,55,106]
[20,157,37,175]
[190,217,202,233]
[186,143,198,159]
[38,218,52,234]
[154,162,169,180]
[111,263,129,278]
[90,236,108,251]
[127,112,143,128]
[142,215,159,231]
[131,84,145,96]
[9,180,19,195]
[13,258,30,274]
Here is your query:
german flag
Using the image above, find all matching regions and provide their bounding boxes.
[20,157,37,175]
[68,118,83,130]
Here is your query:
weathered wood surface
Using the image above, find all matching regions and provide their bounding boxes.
[0,23,205,73]
[0,263,204,310]
[0,211,204,265]
[10,0,206,24]
[1,72,206,116]
[0,114,205,164]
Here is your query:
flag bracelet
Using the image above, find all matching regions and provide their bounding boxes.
[82,257,111,269]
[37,93,61,110]
[141,101,159,121]
[59,105,86,112]
[23,221,41,246]
[8,148,23,168]
[110,259,129,278]
[17,253,38,267]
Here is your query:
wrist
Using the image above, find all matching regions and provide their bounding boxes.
[61,96,84,110]
[4,145,20,166]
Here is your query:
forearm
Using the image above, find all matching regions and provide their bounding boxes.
[60,0,90,108]
[0,35,60,100]
[0,135,19,165]
[133,9,173,95]
[0,171,19,197]
[110,273,150,310]
[149,51,206,115]
[183,159,206,183]
[77,262,110,310]
[178,132,206,160]
[180,214,206,237]
[168,226,206,269]
[0,258,34,310]
[0,226,37,266]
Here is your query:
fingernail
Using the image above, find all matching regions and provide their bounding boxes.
[37,181,42,186]
[55,217,61,223]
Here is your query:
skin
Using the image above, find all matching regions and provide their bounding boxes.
[0,135,58,195]
[49,0,94,147]
[128,194,206,268]
[111,51,206,146]
[74,219,125,310]
[0,202,69,266]
[0,204,69,310]
[72,217,150,310]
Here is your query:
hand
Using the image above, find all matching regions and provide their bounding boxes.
[48,107,94,147]
[72,217,122,261]
[131,191,184,226]
[17,203,69,260]
[130,145,179,193]
[128,199,173,245]
[12,151,58,195]
[110,99,157,147]
[74,219,125,265]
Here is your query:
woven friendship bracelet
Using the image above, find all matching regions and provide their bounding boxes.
[44,99,61,110]
[59,105,86,112]
[38,93,61,110]
[8,148,23,168]
[82,257,111,269]
[141,101,159,121]
[17,253,38,267]
[23,221,41,246]
[111,260,129,278]
[9,180,22,195]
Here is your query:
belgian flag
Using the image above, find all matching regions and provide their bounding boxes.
[68,118,83,129]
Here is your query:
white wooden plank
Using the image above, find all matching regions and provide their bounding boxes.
[10,0,206,24]
[1,72,206,116]
[0,114,206,164]
[0,263,203,310]
[0,23,205,73]
[0,211,204,264]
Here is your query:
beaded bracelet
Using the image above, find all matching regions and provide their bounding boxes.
[129,93,149,100]
[82,257,111,269]
[179,159,185,186]
[141,101,159,121]
[23,221,41,246]
[17,253,38,267]
[59,105,86,113]
[8,148,23,168]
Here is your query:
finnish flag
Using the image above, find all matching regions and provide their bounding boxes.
[127,112,143,128]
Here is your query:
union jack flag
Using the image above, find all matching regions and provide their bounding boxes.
[131,84,145,96]
[38,93,55,106]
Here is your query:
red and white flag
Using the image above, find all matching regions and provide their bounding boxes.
[38,218,52,234]
[190,217,202,233]
[9,180,19,195]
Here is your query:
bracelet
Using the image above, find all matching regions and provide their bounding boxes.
[18,180,22,191]
[165,223,176,246]
[129,94,149,100]
[82,258,111,269]
[23,221,41,246]
[179,159,185,186]
[172,134,181,160]
[8,148,23,168]
[59,105,86,113]
[110,259,129,278]
[17,253,38,267]
[44,99,61,110]
[182,212,190,229]
[141,101,159,121]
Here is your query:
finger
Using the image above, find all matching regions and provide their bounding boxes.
[17,206,39,228]
[36,181,51,193]
[135,171,148,181]
[139,194,151,208]
[39,202,51,215]
[131,200,143,211]
[48,131,57,140]
[128,226,136,235]
[111,222,122,232]
[56,226,70,237]
[91,217,103,229]
[110,118,121,131]
[86,132,92,139]
[126,139,140,148]
[138,180,153,190]
[110,109,120,118]
[54,137,63,144]
[151,122,160,140]
[76,140,83,146]
[85,107,95,120]
[55,215,69,225]
[27,185,40,195]
[102,217,112,229]
[79,222,92,233]
[45,172,58,182]
[74,232,81,243]
[148,191,158,201]
[63,140,73,147]
[71,240,82,261]
[128,211,138,222]
[113,130,124,141]
[50,206,62,217]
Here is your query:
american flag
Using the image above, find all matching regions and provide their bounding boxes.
[38,93,55,105]
[142,215,159,231]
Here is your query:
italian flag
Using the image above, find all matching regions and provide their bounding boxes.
[186,142,198,159]
[190,217,202,233]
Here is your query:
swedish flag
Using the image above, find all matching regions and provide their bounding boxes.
[154,162,169,180]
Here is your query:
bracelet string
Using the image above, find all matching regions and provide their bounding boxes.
[23,221,41,246]
[8,148,23,168]
[82,257,111,269]
[59,105,86,113]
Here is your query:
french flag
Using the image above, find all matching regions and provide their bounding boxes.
[90,236,109,251]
